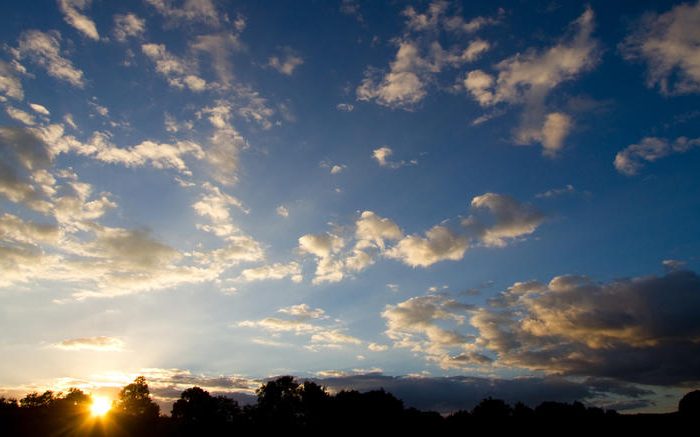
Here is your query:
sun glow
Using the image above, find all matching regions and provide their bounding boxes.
[90,397,111,417]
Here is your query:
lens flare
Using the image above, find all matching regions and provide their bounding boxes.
[90,397,111,417]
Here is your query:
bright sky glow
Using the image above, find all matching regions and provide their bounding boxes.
[1,0,700,415]
[89,396,111,417]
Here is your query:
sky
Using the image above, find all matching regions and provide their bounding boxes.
[1,0,700,414]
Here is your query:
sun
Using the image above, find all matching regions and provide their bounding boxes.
[89,396,112,417]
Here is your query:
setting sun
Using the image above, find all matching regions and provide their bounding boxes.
[89,397,111,417]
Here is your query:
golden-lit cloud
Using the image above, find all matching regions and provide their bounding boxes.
[55,336,124,351]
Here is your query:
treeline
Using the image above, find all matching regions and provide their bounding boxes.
[1,375,698,436]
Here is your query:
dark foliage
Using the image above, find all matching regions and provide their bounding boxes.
[0,375,696,436]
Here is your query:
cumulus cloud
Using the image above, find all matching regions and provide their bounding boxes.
[357,1,493,109]
[621,1,700,95]
[16,30,85,87]
[320,161,346,174]
[142,43,207,92]
[386,225,468,268]
[55,336,124,351]
[35,124,205,174]
[355,211,403,250]
[371,146,417,168]
[299,233,345,259]
[192,182,245,237]
[614,136,700,175]
[300,194,544,282]
[470,270,700,385]
[237,262,302,283]
[5,106,36,125]
[0,129,256,297]
[0,60,24,100]
[467,193,545,247]
[268,49,304,76]
[464,7,597,155]
[57,0,99,40]
[113,13,146,42]
[382,294,476,367]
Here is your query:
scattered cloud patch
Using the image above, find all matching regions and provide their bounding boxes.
[16,30,85,87]
[614,136,700,175]
[57,0,99,40]
[464,7,598,155]
[268,49,303,76]
[357,1,495,109]
[113,13,146,42]
[621,1,700,95]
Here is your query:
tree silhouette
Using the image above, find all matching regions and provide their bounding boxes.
[472,397,512,419]
[678,390,700,417]
[2,378,698,435]
[171,386,241,434]
[113,376,160,419]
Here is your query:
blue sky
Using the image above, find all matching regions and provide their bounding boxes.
[1,0,700,414]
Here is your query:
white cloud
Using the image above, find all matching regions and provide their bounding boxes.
[142,43,207,92]
[468,193,545,247]
[55,336,124,351]
[206,126,247,185]
[268,50,304,76]
[0,60,24,100]
[58,0,99,40]
[386,225,468,268]
[336,103,354,112]
[35,124,205,174]
[517,112,573,157]
[193,182,245,237]
[355,211,402,250]
[237,262,302,283]
[113,13,146,42]
[371,146,417,168]
[357,42,428,109]
[299,233,344,258]
[368,342,389,352]
[190,32,242,88]
[5,106,36,125]
[29,103,50,115]
[357,2,494,110]
[63,113,77,129]
[464,8,597,155]
[536,184,576,199]
[17,30,85,87]
[614,136,700,175]
[146,0,224,27]
[382,294,477,367]
[88,100,109,117]
[621,1,700,95]
[276,205,289,217]
[238,304,362,350]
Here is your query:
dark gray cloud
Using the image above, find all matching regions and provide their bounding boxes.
[471,270,700,386]
[310,373,654,413]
